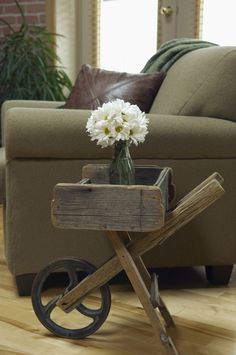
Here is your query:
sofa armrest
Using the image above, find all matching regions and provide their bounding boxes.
[5,107,113,160]
[2,99,64,116]
[1,100,64,145]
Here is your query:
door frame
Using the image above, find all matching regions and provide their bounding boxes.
[158,0,201,47]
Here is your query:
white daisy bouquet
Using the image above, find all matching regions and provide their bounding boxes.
[86,99,149,148]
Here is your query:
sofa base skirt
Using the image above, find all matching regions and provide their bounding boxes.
[15,264,234,296]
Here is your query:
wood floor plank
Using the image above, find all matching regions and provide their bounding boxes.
[0,206,236,354]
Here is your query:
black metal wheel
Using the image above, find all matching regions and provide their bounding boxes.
[31,257,111,339]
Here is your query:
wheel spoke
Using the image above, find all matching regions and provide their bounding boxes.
[66,265,79,290]
[44,296,60,318]
[77,303,103,319]
[31,257,111,339]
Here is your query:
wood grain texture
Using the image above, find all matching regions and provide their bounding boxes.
[107,230,179,354]
[82,164,176,210]
[121,231,175,328]
[52,165,175,233]
[52,183,164,232]
[0,207,236,354]
[57,174,224,312]
[82,164,173,185]
[107,232,166,334]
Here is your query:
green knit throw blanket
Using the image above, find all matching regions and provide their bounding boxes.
[141,38,218,73]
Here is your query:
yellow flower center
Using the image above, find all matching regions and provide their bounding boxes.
[104,127,110,135]
[116,126,122,133]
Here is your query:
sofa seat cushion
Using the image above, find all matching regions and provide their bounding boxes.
[0,147,5,202]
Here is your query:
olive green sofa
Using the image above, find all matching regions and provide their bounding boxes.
[1,46,236,295]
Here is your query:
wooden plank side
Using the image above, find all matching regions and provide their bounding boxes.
[82,164,174,188]
[153,167,174,210]
[52,213,164,232]
[82,164,110,184]
[82,164,175,210]
[52,184,164,232]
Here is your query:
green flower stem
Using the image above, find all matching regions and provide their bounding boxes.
[109,140,135,185]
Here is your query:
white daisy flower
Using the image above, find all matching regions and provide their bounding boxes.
[86,99,148,148]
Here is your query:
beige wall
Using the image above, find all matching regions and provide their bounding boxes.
[46,0,99,83]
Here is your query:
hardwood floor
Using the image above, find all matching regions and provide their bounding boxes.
[0,206,236,354]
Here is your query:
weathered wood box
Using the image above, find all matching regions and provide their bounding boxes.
[51,165,175,232]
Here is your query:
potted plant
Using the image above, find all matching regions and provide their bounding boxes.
[0,0,72,108]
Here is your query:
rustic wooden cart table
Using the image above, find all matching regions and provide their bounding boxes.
[31,164,225,355]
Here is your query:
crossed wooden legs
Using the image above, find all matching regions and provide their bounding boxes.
[57,173,224,315]
[56,173,224,353]
[119,231,174,328]
[108,230,179,355]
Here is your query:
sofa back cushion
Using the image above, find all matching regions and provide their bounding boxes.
[150,46,236,122]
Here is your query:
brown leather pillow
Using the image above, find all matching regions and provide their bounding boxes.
[62,64,165,112]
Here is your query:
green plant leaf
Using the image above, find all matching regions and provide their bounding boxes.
[0,0,72,106]
[14,0,26,26]
[0,19,15,33]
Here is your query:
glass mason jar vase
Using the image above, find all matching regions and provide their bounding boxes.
[109,140,135,185]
